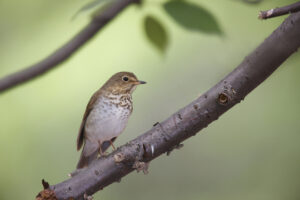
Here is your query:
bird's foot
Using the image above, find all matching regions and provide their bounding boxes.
[97,152,109,158]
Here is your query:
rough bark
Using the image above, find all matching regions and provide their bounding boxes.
[0,0,139,93]
[36,12,300,200]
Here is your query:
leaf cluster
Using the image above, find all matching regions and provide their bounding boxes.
[75,0,224,54]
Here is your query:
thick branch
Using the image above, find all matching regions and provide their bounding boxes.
[259,1,300,19]
[36,12,300,200]
[0,0,139,93]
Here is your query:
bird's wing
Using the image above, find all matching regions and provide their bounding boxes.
[76,90,101,151]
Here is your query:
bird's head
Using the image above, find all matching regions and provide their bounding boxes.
[103,72,146,95]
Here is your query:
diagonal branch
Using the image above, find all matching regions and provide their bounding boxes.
[259,1,300,19]
[36,11,300,200]
[0,0,139,94]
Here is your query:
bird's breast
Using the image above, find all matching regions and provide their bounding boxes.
[98,94,132,119]
[85,94,132,141]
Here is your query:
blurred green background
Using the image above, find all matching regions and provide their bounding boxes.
[1,0,300,199]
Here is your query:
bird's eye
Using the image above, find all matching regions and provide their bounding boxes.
[122,76,129,82]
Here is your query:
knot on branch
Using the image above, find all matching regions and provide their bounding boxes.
[259,9,274,19]
[132,161,149,174]
[217,80,238,106]
[218,93,229,105]
[36,180,57,200]
[114,153,125,163]
[142,143,156,159]
[36,190,57,200]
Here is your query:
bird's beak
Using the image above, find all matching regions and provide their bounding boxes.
[134,80,146,85]
[138,80,146,84]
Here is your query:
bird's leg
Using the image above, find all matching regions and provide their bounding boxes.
[98,140,109,157]
[109,140,116,151]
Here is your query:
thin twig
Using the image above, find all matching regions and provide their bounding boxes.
[0,0,140,93]
[36,11,300,200]
[259,1,300,19]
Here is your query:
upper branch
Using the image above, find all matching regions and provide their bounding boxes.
[36,12,300,200]
[0,0,139,94]
[259,1,300,19]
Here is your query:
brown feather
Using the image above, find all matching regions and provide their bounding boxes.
[76,72,141,151]
[76,89,102,151]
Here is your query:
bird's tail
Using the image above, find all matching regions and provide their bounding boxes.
[76,137,117,169]
[76,147,98,169]
[76,139,98,169]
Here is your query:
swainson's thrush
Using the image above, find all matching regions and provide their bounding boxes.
[76,72,146,169]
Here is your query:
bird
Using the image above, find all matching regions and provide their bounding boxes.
[76,72,146,169]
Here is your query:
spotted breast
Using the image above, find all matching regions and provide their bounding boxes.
[84,93,132,142]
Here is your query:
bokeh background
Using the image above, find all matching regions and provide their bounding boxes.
[1,0,300,199]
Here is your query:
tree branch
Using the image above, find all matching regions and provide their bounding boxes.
[36,12,300,200]
[259,1,300,19]
[0,0,139,94]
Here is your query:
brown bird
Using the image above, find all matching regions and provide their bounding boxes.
[76,72,146,169]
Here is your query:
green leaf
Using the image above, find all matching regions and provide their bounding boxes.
[72,0,111,20]
[144,15,169,53]
[163,1,222,34]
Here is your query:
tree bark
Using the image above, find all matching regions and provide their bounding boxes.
[0,0,139,93]
[259,1,300,19]
[36,11,300,200]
